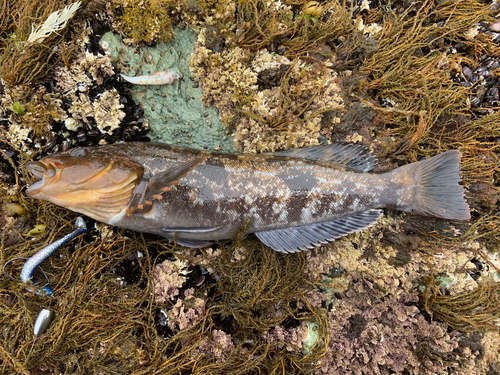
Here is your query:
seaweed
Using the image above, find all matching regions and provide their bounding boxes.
[108,0,176,44]
[0,0,82,85]
[360,0,491,153]
[235,0,357,60]
[421,276,500,332]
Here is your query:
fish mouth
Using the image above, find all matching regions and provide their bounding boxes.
[25,161,57,197]
[26,161,47,180]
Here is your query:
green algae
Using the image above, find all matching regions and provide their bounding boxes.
[101,30,234,152]
[302,321,319,355]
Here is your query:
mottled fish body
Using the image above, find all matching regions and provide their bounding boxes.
[26,142,470,253]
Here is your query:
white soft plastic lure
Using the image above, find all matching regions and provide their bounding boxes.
[120,71,180,85]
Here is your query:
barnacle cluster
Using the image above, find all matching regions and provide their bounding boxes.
[189,45,258,131]
[0,41,131,153]
[234,53,344,152]
[295,216,496,374]
[0,85,66,152]
[190,38,344,152]
[190,329,234,364]
[54,44,126,135]
[153,257,190,303]
[153,256,206,330]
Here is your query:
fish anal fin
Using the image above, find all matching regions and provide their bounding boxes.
[271,142,377,172]
[255,209,382,253]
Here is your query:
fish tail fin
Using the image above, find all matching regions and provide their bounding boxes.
[402,150,470,220]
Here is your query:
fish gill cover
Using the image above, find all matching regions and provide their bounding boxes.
[0,0,500,374]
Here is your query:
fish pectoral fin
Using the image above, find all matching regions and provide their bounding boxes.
[162,235,213,248]
[126,157,207,215]
[255,209,383,253]
[126,180,149,216]
[270,142,377,172]
[143,156,207,201]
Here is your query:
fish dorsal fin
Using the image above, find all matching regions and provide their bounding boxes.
[126,156,206,215]
[272,142,377,172]
[255,209,382,253]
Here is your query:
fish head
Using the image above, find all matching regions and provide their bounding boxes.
[26,146,144,222]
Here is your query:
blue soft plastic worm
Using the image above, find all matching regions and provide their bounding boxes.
[20,217,86,296]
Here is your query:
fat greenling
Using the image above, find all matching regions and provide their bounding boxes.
[25,142,470,253]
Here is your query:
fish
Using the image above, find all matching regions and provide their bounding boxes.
[25,142,470,253]
[120,71,180,85]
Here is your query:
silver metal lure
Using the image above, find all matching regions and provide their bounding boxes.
[33,308,55,336]
[20,217,86,296]
[21,308,55,370]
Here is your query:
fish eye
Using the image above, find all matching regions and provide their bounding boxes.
[69,148,86,157]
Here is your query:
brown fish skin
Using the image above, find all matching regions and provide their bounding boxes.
[25,142,470,253]
[26,147,144,222]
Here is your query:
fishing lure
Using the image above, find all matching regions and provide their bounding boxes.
[120,71,180,85]
[19,217,86,296]
[33,308,55,336]
[22,308,55,368]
